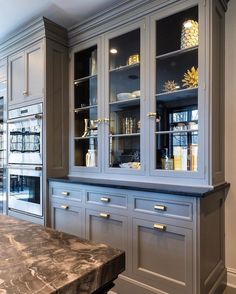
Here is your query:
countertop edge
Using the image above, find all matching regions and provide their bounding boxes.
[48,177,230,197]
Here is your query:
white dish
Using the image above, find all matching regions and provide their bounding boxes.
[132,90,141,97]
[117,93,132,101]
[119,162,141,169]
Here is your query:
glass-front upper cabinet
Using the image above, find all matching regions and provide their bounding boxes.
[73,44,100,169]
[152,6,199,173]
[106,26,142,171]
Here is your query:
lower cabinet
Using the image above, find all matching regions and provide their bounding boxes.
[49,181,226,294]
[50,201,83,237]
[132,218,193,294]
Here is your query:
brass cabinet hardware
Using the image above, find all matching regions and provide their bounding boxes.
[100,197,110,203]
[96,118,103,124]
[154,205,167,211]
[61,205,69,210]
[147,112,156,118]
[153,223,166,231]
[35,166,42,171]
[23,90,28,96]
[103,118,110,123]
[99,213,110,219]
[61,192,70,196]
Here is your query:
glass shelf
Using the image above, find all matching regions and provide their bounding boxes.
[74,105,98,113]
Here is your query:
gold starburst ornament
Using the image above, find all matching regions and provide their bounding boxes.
[182,67,198,88]
[163,80,180,92]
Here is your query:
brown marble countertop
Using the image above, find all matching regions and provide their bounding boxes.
[0,215,125,294]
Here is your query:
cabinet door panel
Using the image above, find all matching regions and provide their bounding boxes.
[51,201,82,237]
[86,209,127,250]
[8,52,25,104]
[132,218,193,294]
[26,42,43,100]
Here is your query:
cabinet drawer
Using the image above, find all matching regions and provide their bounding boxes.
[50,184,83,203]
[86,191,127,209]
[51,201,83,237]
[133,196,193,221]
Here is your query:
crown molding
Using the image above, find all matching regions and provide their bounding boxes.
[219,0,230,11]
[0,17,67,58]
[68,0,179,47]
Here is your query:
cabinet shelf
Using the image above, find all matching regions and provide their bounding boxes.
[155,129,198,135]
[109,97,140,109]
[110,133,140,138]
[74,136,98,140]
[156,46,198,60]
[74,74,97,85]
[74,105,97,113]
[109,62,140,73]
[156,87,198,102]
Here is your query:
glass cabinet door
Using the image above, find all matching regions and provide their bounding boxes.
[73,45,99,168]
[153,6,199,172]
[107,28,142,171]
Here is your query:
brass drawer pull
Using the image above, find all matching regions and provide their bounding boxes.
[153,224,166,231]
[61,205,69,210]
[147,112,156,118]
[154,205,167,211]
[100,197,110,203]
[61,191,70,196]
[99,213,110,219]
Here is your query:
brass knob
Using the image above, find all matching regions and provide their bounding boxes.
[153,223,166,231]
[154,205,167,211]
[61,192,70,196]
[23,90,28,96]
[61,205,69,210]
[147,112,156,118]
[99,213,110,219]
[100,197,110,203]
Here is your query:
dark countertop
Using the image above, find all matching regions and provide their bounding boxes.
[48,176,230,197]
[0,215,125,294]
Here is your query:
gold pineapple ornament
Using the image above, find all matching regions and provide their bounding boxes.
[163,80,180,92]
[181,20,199,49]
[182,67,198,88]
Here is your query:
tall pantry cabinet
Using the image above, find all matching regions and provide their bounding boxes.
[0,17,69,224]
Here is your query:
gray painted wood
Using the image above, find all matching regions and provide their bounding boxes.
[49,180,227,294]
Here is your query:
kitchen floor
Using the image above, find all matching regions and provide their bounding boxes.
[224,287,236,293]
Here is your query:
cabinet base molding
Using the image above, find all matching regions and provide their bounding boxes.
[114,275,167,294]
[227,268,236,288]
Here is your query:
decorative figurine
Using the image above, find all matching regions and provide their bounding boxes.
[163,80,180,92]
[181,20,199,49]
[182,66,198,88]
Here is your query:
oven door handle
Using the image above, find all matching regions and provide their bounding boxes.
[7,113,43,123]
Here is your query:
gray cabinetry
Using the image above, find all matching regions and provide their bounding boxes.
[8,41,43,108]
[132,218,193,294]
[49,180,227,294]
[51,201,83,237]
[0,59,7,82]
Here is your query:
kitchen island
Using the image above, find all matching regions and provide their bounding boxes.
[0,215,125,293]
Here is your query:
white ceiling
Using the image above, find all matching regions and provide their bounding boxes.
[0,0,121,41]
